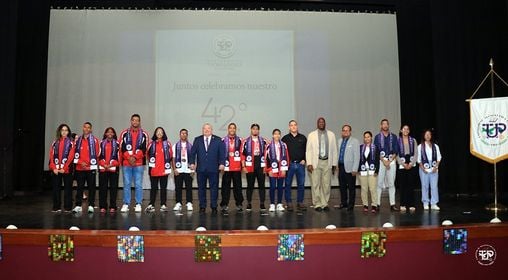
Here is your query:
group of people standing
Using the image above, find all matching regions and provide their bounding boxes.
[48,114,442,215]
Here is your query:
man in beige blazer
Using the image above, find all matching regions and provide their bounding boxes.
[306,117,338,211]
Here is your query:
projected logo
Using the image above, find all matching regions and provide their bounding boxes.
[475,244,496,266]
[477,114,508,146]
[213,35,235,59]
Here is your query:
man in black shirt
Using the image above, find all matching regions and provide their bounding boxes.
[281,120,307,211]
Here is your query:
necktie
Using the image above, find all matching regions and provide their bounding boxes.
[205,137,209,151]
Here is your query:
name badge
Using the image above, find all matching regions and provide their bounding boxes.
[224,166,230,171]
[164,169,171,175]
[90,165,98,170]
[149,163,156,168]
[246,162,253,167]
[109,167,116,172]
[425,168,433,173]
[360,171,368,176]
[368,170,375,176]
[281,166,288,171]
[399,164,405,169]
[272,168,279,173]
[234,156,241,162]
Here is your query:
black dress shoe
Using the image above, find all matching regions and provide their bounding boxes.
[286,204,294,212]
[315,207,323,212]
[323,206,330,212]
[338,204,348,209]
[211,208,218,214]
[199,208,206,213]
[297,203,307,211]
[390,205,400,212]
[347,206,354,211]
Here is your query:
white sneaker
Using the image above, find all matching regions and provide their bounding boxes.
[87,206,94,213]
[186,202,193,211]
[173,202,182,211]
[145,204,155,213]
[160,205,168,212]
[120,204,129,213]
[431,204,440,211]
[269,204,276,212]
[134,204,142,213]
[400,206,407,212]
[409,207,416,212]
[72,206,82,213]
[276,203,285,212]
[423,204,429,210]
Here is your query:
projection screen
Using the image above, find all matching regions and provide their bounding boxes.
[45,9,400,187]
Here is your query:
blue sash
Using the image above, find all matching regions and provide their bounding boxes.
[53,137,72,168]
[398,136,415,163]
[360,144,376,171]
[99,139,119,163]
[174,140,192,169]
[148,140,172,173]
[268,140,288,171]
[245,136,266,167]
[123,128,145,153]
[74,135,97,167]
[421,143,438,169]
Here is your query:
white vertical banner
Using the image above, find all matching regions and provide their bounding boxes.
[470,96,508,163]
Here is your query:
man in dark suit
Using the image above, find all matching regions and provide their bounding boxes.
[189,123,225,214]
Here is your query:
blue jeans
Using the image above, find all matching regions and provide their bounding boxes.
[285,162,306,203]
[269,177,285,204]
[419,169,439,205]
[122,165,144,205]
[197,171,219,209]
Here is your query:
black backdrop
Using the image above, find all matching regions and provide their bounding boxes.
[1,0,507,201]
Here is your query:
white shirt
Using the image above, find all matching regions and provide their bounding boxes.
[172,141,192,174]
[204,136,210,151]
[364,145,370,169]
[417,143,442,164]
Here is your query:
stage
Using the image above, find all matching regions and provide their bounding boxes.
[0,189,506,279]
[0,189,505,230]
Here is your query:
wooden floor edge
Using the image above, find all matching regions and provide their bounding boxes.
[1,223,506,247]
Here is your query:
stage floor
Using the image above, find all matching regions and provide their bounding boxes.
[0,189,505,230]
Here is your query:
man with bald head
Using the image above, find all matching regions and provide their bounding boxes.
[190,123,226,214]
[306,117,338,211]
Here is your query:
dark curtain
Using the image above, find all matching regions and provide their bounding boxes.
[0,0,18,198]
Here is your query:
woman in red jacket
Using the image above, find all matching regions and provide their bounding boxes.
[48,124,75,212]
[145,127,173,212]
[98,127,120,213]
[265,128,290,212]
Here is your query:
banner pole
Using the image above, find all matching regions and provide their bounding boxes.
[484,59,507,213]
